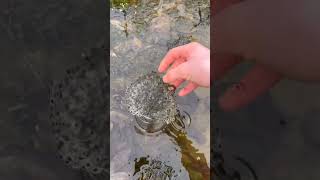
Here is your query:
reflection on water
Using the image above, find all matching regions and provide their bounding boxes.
[165,124,210,180]
[110,0,210,179]
[131,120,210,180]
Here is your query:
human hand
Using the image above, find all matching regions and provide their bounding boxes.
[158,42,210,96]
[213,0,320,111]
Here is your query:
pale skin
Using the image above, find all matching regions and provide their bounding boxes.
[158,42,210,96]
[159,0,320,112]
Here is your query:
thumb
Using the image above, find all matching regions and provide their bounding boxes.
[163,63,190,84]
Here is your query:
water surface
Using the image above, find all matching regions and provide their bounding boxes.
[110,0,210,179]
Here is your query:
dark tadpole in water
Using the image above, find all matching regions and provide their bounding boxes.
[49,46,110,179]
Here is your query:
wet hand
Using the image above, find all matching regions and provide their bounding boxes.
[158,42,210,96]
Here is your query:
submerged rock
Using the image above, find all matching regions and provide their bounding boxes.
[166,33,192,50]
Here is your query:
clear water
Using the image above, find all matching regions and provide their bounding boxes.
[110,0,210,179]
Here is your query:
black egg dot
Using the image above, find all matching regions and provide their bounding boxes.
[86,163,90,167]
[63,136,70,141]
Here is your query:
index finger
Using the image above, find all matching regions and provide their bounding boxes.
[158,43,193,73]
[219,64,282,111]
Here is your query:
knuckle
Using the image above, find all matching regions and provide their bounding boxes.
[167,71,175,79]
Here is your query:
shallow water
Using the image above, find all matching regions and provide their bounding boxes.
[110,0,210,179]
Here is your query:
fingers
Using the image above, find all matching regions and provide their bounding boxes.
[170,58,186,69]
[218,64,283,112]
[165,60,186,87]
[179,82,199,96]
[212,53,242,81]
[158,43,193,73]
[171,79,185,88]
[163,62,189,84]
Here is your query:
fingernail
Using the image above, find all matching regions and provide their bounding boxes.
[163,75,168,83]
